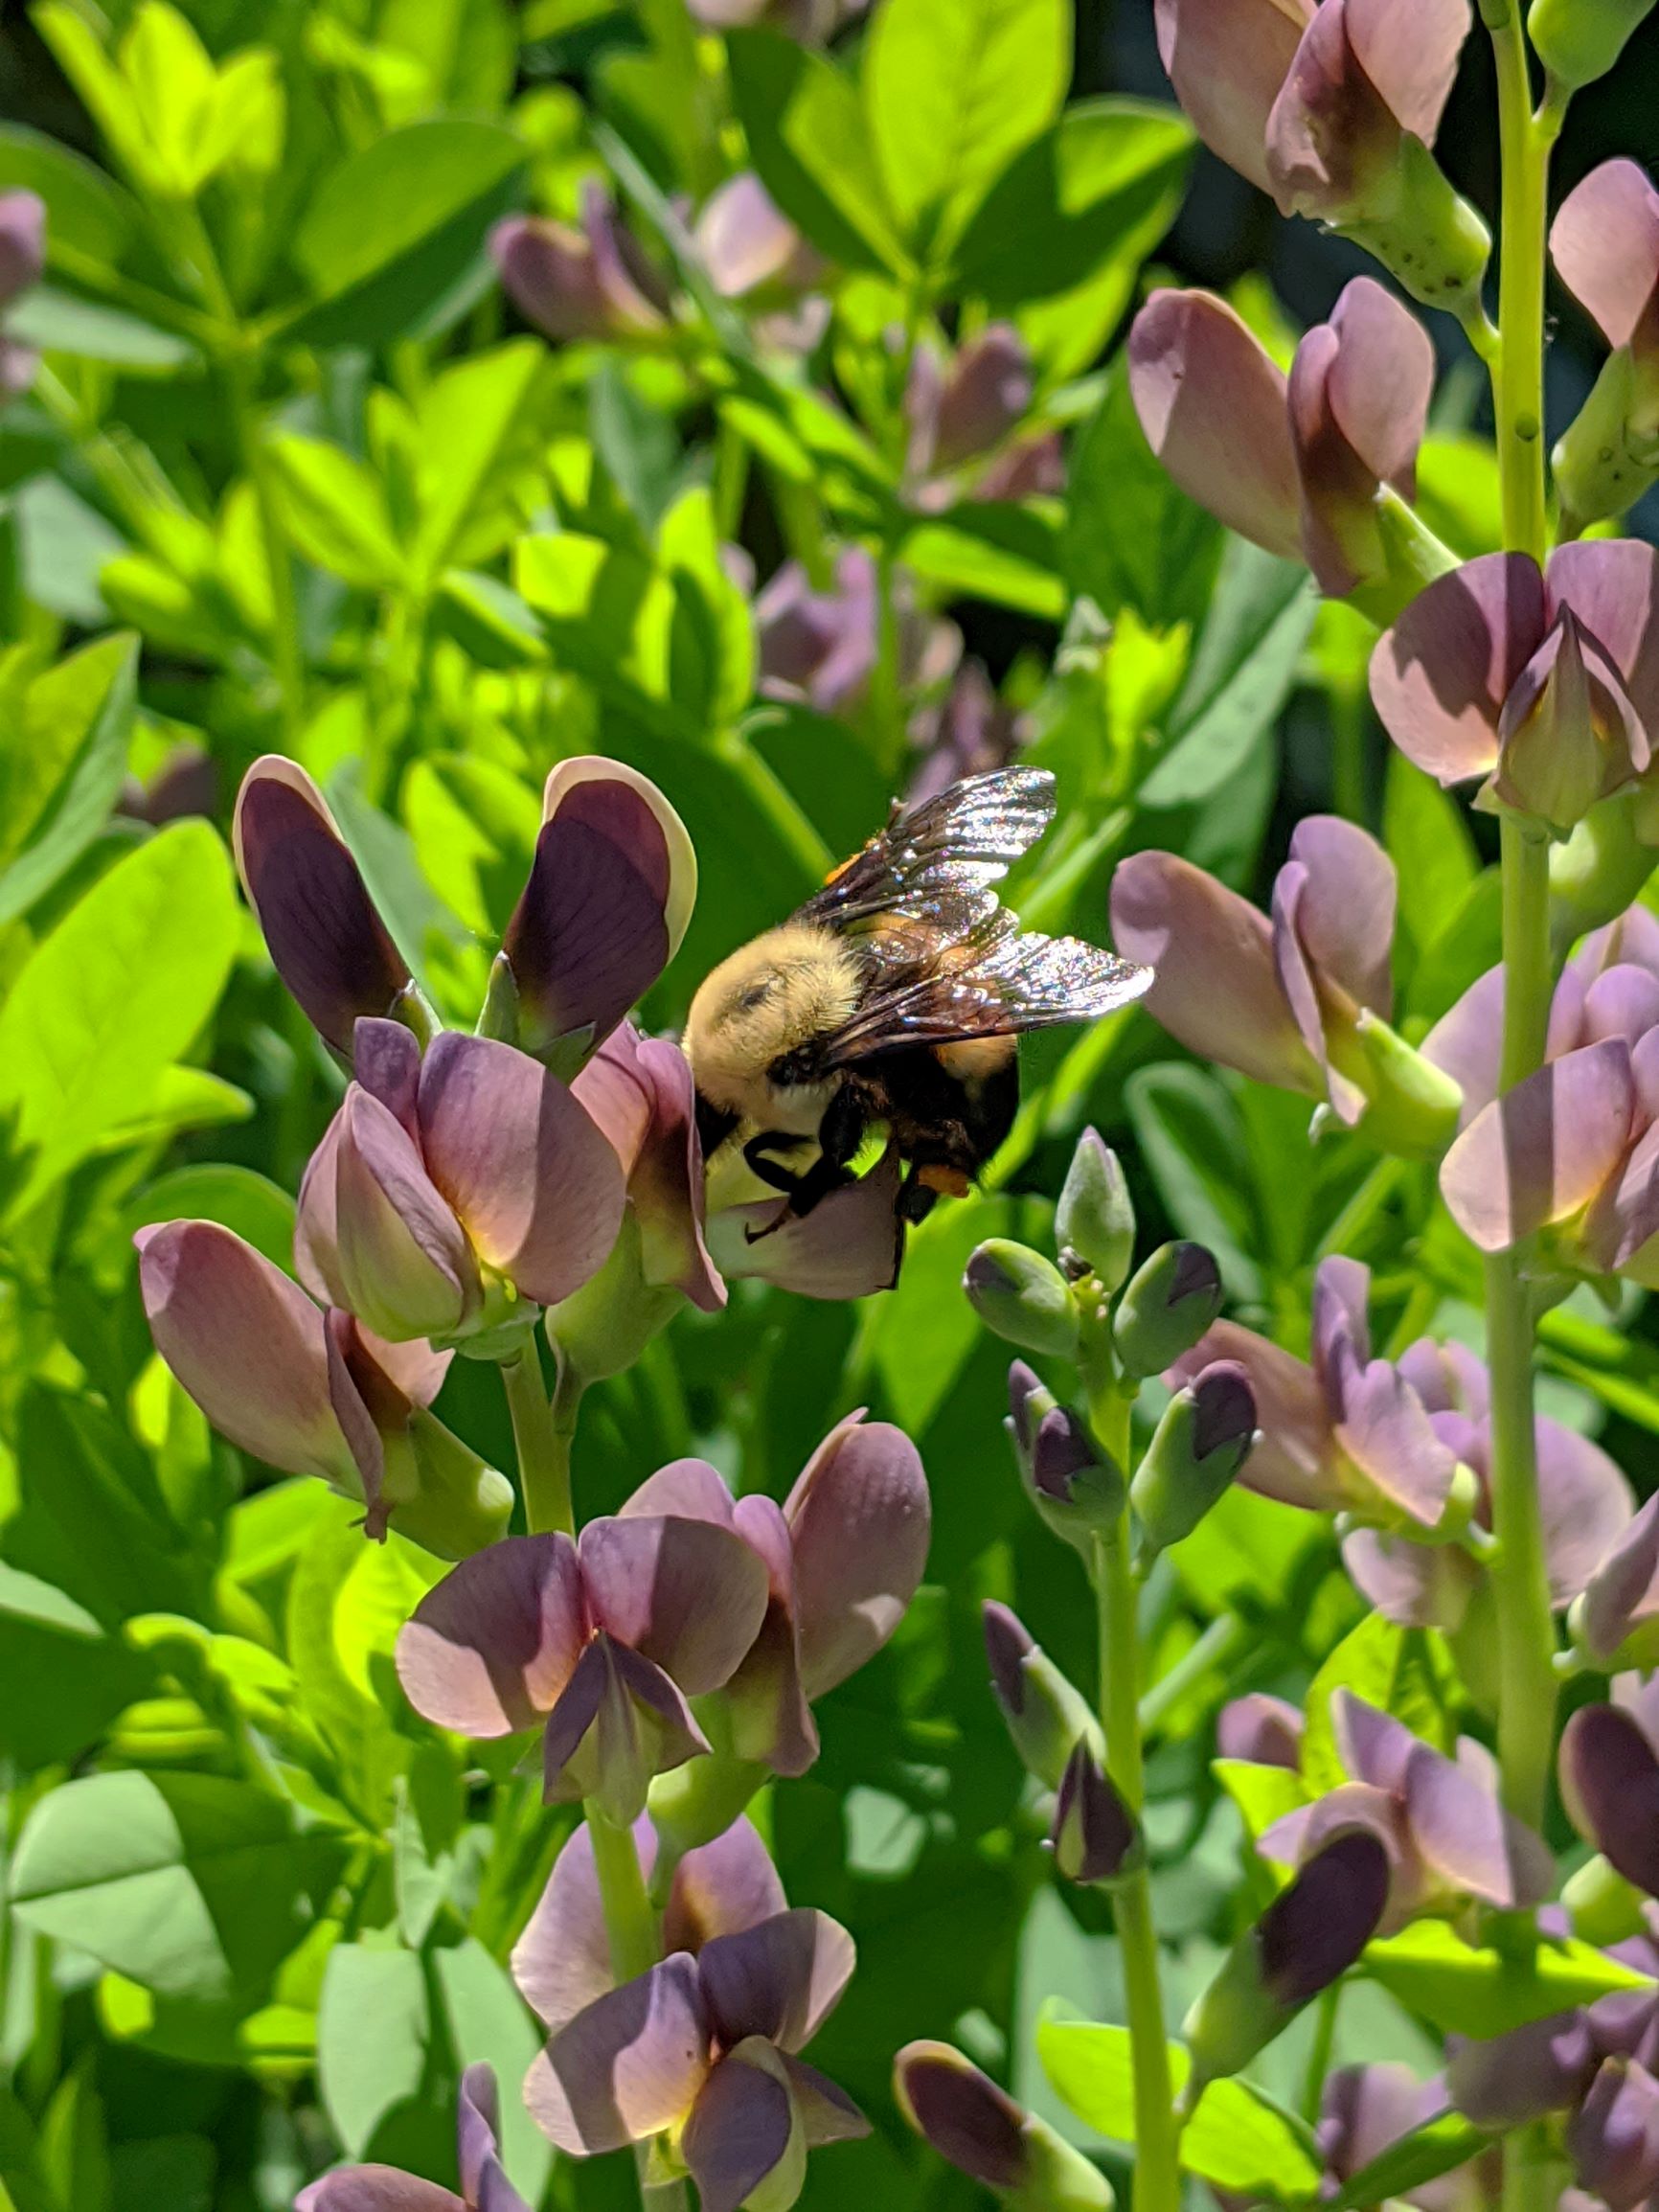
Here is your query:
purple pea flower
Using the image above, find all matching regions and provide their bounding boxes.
[395,1513,771,1824]
[298,2064,525,2211]
[1254,1689,1554,1930]
[490,184,670,345]
[295,1018,625,1347]
[693,172,829,353]
[1569,2057,1659,2209]
[894,2041,1113,2207]
[617,1411,929,1774]
[512,1822,866,2209]
[909,661,1019,805]
[1152,0,1474,256]
[703,1138,910,1300]
[1561,1700,1659,1900]
[904,327,1051,513]
[1128,278,1436,598]
[1429,911,1659,1273]
[1171,1258,1633,1628]
[1111,817,1459,1152]
[1369,541,1659,837]
[1319,2064,1496,2211]
[0,191,44,399]
[136,1220,511,1559]
[1573,1494,1659,1671]
[755,549,960,722]
[1216,1693,1306,1770]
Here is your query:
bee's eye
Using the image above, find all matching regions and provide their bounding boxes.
[736,980,774,1014]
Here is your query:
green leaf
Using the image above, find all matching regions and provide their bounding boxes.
[1063,359,1220,630]
[1325,2108,1492,2212]
[1123,1063,1261,1302]
[1405,868,1503,1030]
[8,286,196,370]
[0,122,139,267]
[0,819,238,1215]
[1036,2015,1321,2199]
[412,339,550,582]
[901,507,1067,620]
[10,1771,342,2005]
[863,0,1070,253]
[1139,541,1316,809]
[1384,751,1479,967]
[727,31,907,276]
[125,1163,297,1271]
[316,1946,429,2157]
[264,434,407,591]
[1300,1616,1456,1794]
[0,632,137,925]
[951,98,1193,306]
[1362,1922,1655,2038]
[403,755,541,939]
[289,120,526,346]
[860,1192,1017,1433]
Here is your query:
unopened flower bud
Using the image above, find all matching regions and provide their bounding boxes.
[1552,795,1659,955]
[983,1601,1103,1790]
[1130,1361,1256,1559]
[1112,1243,1222,1379]
[1183,1831,1389,2093]
[1051,1742,1139,1885]
[966,1241,1079,1359]
[895,2042,1114,2210]
[1560,1704,1659,1899]
[1056,1129,1135,1290]
[1337,138,1492,321]
[1554,348,1659,532]
[1530,0,1657,86]
[1216,1694,1305,1771]
[1563,1852,1648,1948]
[1491,607,1641,837]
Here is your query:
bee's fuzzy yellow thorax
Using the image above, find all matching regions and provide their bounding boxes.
[682,924,861,1118]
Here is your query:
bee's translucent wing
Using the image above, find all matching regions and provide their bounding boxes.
[797,766,1057,936]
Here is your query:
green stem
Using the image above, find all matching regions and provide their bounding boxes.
[1092,1527,1181,2212]
[1489,7,1549,563]
[1301,1985,1341,2127]
[1138,1612,1246,1737]
[503,1342,579,1538]
[584,1803,689,2212]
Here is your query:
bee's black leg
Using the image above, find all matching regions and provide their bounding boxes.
[742,1131,806,1196]
[898,1166,942,1224]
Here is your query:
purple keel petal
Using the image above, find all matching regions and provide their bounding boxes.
[578,1515,770,1695]
[1126,289,1302,559]
[511,1816,655,2030]
[1547,539,1659,743]
[667,1818,789,1952]
[334,1087,476,1341]
[136,1220,354,1488]
[233,757,410,1056]
[396,1534,586,1735]
[681,2045,800,2212]
[1284,816,1398,1017]
[1369,554,1550,786]
[1562,1705,1659,1898]
[784,1415,930,1699]
[1440,1040,1636,1251]
[695,1909,855,2054]
[524,1954,711,2154]
[296,2173,461,2212]
[417,1032,627,1310]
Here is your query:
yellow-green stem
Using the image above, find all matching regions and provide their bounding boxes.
[1482,11,1563,2208]
[503,1343,579,1537]
[584,1803,689,2212]
[1087,1382,1181,2212]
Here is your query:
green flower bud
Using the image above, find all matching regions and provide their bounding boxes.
[1051,1741,1140,1885]
[1129,1361,1256,1559]
[983,1600,1104,1790]
[896,2042,1115,2210]
[1112,1243,1221,1379]
[1325,1009,1465,1160]
[1007,1365,1125,1551]
[1338,137,1491,320]
[1056,1129,1135,1290]
[546,1210,681,1383]
[966,1241,1079,1359]
[389,1409,515,1561]
[1554,347,1659,533]
[475,949,522,1046]
[1183,1831,1390,2095]
[648,1746,768,1859]
[1530,0,1656,85]
[1551,792,1659,962]
[1562,1851,1648,1947]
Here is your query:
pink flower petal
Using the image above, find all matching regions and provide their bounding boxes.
[1265,0,1407,220]
[395,1534,586,1735]
[512,1816,654,2031]
[1551,160,1659,351]
[296,2173,461,2212]
[1341,1526,1476,1630]
[619,1457,738,1524]
[1439,1039,1636,1251]
[631,1038,725,1311]
[1343,0,1471,143]
[352,1017,421,1133]
[1152,0,1311,194]
[725,1493,817,1774]
[1334,1357,1460,1526]
[1272,857,1365,1122]
[695,1909,855,2054]
[136,1220,353,1488]
[782,1415,930,1699]
[417,1032,627,1310]
[1546,539,1659,741]
[1576,1494,1659,1665]
[1110,850,1320,1094]
[233,757,410,1057]
[524,1954,711,2154]
[1403,1738,1554,1909]
[1323,278,1436,498]
[1537,1419,1635,1608]
[1169,1320,1338,1510]
[1370,553,1550,785]
[578,1515,770,1694]
[570,1024,654,1175]
[1421,968,1506,1126]
[666,1817,790,1954]
[1126,290,1302,559]
[295,1107,347,1308]
[710,1149,905,1299]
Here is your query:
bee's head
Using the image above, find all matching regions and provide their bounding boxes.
[682,924,861,1120]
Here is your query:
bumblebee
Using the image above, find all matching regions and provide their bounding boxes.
[681,766,1151,1232]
